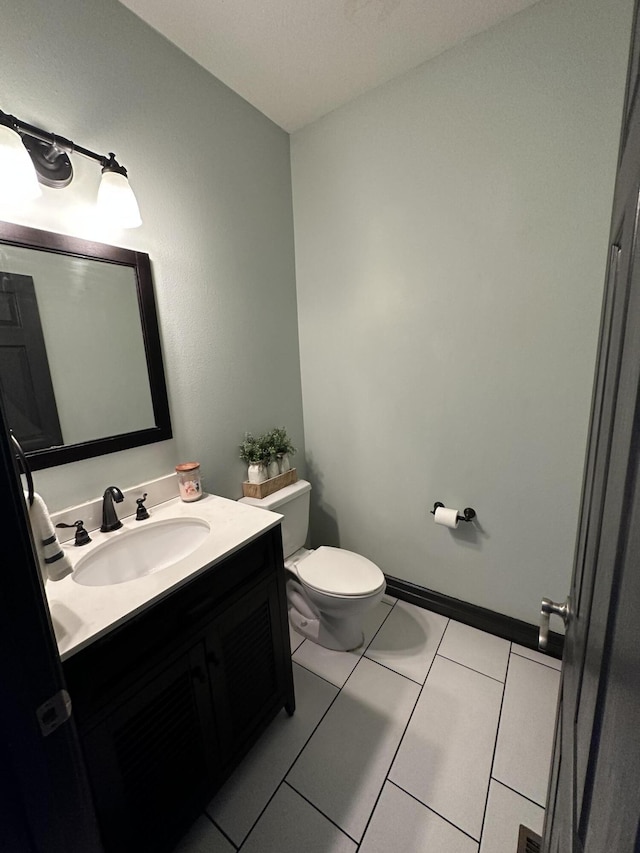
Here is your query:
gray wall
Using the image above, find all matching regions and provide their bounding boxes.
[0,0,304,510]
[1,0,632,628]
[291,0,633,624]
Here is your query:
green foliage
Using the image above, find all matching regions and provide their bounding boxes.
[239,432,267,464]
[266,426,296,457]
[239,427,296,463]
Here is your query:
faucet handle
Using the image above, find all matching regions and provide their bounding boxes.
[135,493,149,521]
[56,520,92,546]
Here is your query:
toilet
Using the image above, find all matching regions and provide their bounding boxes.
[240,479,385,651]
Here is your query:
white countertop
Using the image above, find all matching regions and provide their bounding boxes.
[46,493,281,661]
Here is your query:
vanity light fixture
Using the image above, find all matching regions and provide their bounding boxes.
[0,109,142,228]
[0,122,42,202]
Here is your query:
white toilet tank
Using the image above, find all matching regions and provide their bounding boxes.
[239,479,311,559]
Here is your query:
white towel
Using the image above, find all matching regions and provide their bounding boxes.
[26,492,73,583]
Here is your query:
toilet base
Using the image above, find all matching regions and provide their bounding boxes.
[288,607,365,652]
[285,557,385,653]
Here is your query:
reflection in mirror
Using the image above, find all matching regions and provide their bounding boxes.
[0,222,171,470]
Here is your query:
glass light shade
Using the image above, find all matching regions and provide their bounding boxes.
[0,124,41,202]
[97,169,142,229]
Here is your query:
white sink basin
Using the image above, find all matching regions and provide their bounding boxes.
[72,518,210,587]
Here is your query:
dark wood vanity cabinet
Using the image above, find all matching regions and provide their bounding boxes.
[62,526,294,853]
[78,643,217,853]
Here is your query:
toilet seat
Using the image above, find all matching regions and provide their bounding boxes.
[296,546,385,597]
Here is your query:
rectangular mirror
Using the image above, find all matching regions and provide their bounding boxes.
[0,221,172,470]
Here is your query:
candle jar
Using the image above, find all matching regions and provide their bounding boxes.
[175,462,203,502]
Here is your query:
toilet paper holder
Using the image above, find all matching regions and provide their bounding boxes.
[431,502,476,522]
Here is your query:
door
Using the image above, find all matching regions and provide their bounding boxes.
[0,271,63,451]
[0,397,103,852]
[207,574,289,766]
[81,643,216,853]
[543,4,640,849]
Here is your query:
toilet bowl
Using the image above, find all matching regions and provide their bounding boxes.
[286,546,385,651]
[239,480,386,652]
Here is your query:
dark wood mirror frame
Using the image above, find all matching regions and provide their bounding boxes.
[0,221,172,470]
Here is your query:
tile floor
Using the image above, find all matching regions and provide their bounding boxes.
[173,596,561,853]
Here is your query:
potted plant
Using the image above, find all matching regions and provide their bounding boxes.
[239,433,268,484]
[263,432,281,479]
[268,426,296,473]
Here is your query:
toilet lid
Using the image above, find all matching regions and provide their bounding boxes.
[297,546,385,597]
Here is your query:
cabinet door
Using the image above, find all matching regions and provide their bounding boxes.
[207,574,288,766]
[81,643,217,853]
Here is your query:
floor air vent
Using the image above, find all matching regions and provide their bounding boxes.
[517,824,542,853]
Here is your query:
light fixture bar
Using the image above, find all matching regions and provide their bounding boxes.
[1,109,111,169]
[0,108,142,227]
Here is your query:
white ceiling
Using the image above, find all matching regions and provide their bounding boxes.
[119,0,541,132]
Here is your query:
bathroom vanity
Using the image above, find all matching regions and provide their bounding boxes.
[48,495,294,853]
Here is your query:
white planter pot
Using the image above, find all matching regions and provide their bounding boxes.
[267,459,280,479]
[247,462,267,484]
[279,454,291,473]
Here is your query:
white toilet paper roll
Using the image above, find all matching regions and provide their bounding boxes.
[434,506,460,529]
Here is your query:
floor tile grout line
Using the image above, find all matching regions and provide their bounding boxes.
[232,605,395,850]
[436,652,507,684]
[477,643,511,849]
[363,601,453,686]
[283,779,360,846]
[294,602,394,700]
[219,602,532,851]
[201,811,239,850]
[280,601,419,849]
[290,636,305,655]
[387,779,481,844]
[291,658,352,690]
[190,604,556,853]
[234,780,288,852]
[291,599,397,689]
[510,649,562,672]
[361,654,423,686]
[231,650,353,849]
[360,599,398,656]
[355,618,451,849]
[233,614,396,850]
[491,776,547,810]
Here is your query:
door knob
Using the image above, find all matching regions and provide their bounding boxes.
[539,597,571,651]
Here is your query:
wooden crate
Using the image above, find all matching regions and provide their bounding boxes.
[242,468,297,500]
